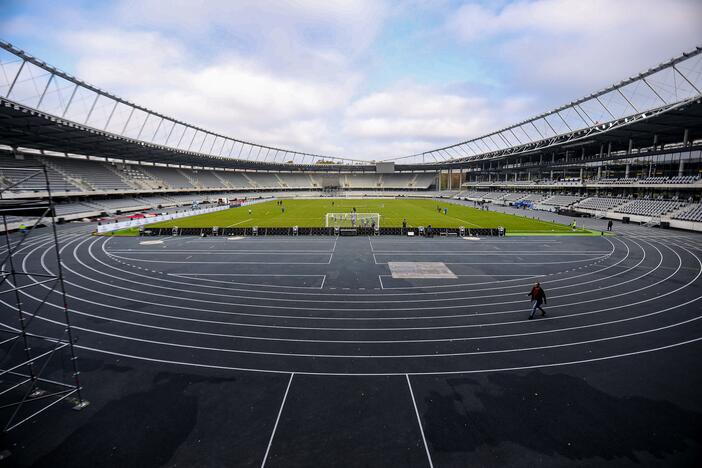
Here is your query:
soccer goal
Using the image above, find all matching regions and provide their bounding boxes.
[325,212,380,228]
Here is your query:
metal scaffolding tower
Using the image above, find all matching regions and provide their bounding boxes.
[0,164,87,433]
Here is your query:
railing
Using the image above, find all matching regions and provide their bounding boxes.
[1,40,700,166]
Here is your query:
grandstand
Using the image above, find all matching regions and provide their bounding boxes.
[0,31,702,468]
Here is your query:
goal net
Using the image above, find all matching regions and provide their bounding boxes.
[325,212,380,228]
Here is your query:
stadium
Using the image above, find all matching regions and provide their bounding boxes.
[0,3,701,467]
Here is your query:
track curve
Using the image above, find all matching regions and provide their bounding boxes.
[1,228,701,376]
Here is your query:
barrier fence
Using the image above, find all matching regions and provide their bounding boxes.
[144,226,503,237]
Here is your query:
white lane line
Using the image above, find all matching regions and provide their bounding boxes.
[226,218,252,227]
[169,273,323,276]
[372,251,612,254]
[107,250,334,254]
[30,235,659,320]
[72,236,656,316]
[261,373,294,468]
[3,318,702,377]
[407,374,434,468]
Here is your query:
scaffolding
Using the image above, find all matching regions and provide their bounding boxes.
[0,164,87,433]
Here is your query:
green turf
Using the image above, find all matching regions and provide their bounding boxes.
[95,227,141,236]
[147,198,583,233]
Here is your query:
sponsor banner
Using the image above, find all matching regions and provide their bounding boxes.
[96,205,230,233]
[96,197,275,233]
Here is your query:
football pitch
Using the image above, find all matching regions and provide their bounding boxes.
[147,198,584,233]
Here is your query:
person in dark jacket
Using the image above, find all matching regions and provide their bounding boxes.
[527,282,547,319]
[607,220,613,231]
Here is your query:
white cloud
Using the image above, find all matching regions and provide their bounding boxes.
[2,0,700,160]
[343,85,533,158]
[447,0,702,95]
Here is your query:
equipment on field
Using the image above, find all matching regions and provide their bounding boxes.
[325,212,380,228]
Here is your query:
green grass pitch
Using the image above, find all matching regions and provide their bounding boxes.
[147,198,587,233]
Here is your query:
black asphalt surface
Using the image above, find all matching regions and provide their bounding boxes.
[1,218,701,467]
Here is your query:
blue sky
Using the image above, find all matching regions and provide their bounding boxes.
[1,0,701,160]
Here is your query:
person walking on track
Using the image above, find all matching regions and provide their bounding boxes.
[527,282,547,319]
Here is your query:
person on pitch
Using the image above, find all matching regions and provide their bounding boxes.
[527,282,547,320]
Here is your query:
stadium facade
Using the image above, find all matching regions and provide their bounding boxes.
[0,41,701,231]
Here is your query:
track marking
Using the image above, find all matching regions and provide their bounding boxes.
[407,375,434,468]
[261,373,294,468]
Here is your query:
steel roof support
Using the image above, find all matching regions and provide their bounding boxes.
[60,83,78,119]
[4,59,25,98]
[103,99,118,131]
[83,93,99,125]
[642,77,668,106]
[154,117,168,143]
[120,106,135,136]
[617,88,638,114]
[35,73,53,110]
[595,96,617,121]
[673,64,701,95]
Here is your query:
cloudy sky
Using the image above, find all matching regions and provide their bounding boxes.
[2,0,701,160]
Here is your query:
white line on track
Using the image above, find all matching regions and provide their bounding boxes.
[407,375,434,468]
[261,373,293,468]
[3,227,701,376]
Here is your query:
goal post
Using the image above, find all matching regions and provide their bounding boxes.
[325,212,380,228]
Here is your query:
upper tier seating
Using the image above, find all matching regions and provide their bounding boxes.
[278,174,314,188]
[344,174,380,188]
[141,166,195,189]
[189,170,226,188]
[641,177,669,184]
[217,173,254,189]
[667,176,698,184]
[413,174,435,189]
[0,154,80,192]
[44,157,133,191]
[247,174,282,188]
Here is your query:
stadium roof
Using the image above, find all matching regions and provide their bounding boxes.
[0,40,701,170]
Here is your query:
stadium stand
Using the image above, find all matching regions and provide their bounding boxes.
[541,195,584,207]
[216,172,254,189]
[576,197,629,211]
[41,157,133,191]
[0,154,80,192]
[673,203,702,222]
[502,192,529,201]
[141,166,195,189]
[614,199,687,217]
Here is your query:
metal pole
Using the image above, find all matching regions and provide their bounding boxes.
[61,84,79,119]
[83,93,100,125]
[103,100,119,131]
[135,113,150,140]
[43,166,85,406]
[5,60,26,98]
[35,73,54,110]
